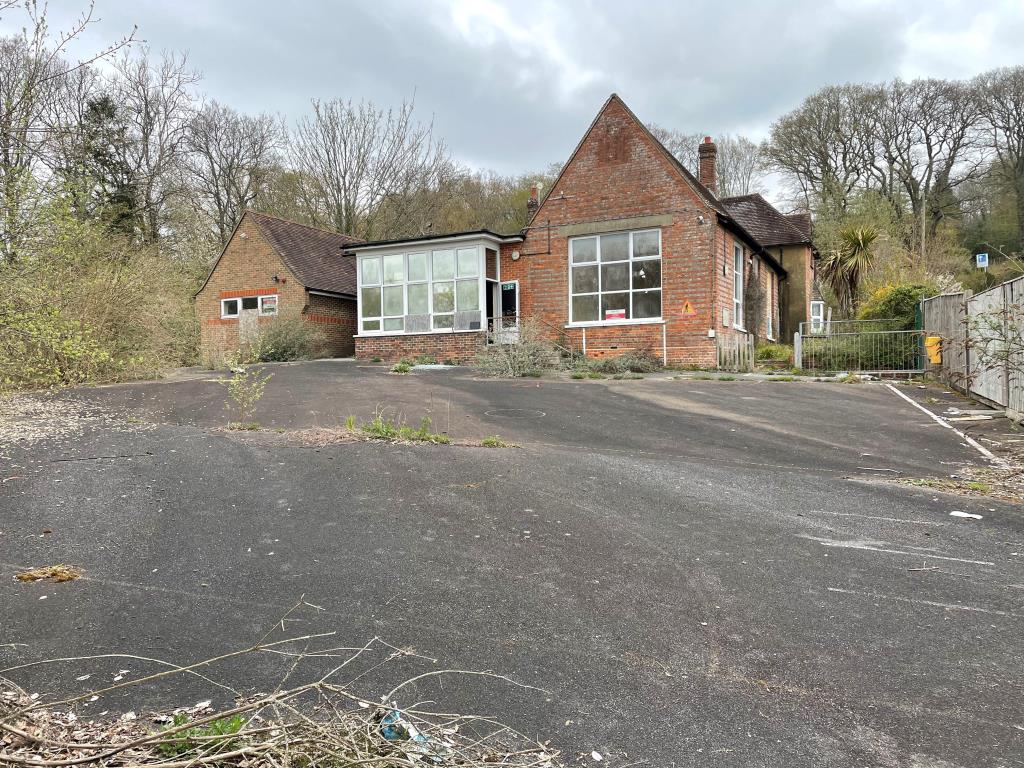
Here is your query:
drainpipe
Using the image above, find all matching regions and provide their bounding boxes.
[662,321,668,366]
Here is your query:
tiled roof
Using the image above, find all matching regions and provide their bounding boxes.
[719,194,811,247]
[248,211,363,296]
[785,212,812,240]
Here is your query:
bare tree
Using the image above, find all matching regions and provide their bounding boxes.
[647,124,765,197]
[0,0,136,259]
[764,84,875,212]
[291,97,455,239]
[715,134,767,197]
[186,101,283,244]
[110,48,200,243]
[978,67,1024,252]
[861,78,984,251]
[646,123,702,172]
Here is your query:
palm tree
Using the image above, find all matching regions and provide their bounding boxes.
[819,226,878,317]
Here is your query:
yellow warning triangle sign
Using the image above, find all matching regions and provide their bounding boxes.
[682,300,695,315]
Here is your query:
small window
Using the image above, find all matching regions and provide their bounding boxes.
[432,249,455,280]
[810,300,825,333]
[241,296,259,311]
[361,257,381,285]
[382,254,405,284]
[221,299,239,318]
[408,252,428,282]
[456,247,478,278]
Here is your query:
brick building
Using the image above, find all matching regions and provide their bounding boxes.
[199,95,816,368]
[347,94,815,366]
[196,211,362,365]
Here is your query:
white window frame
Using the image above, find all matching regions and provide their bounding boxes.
[357,246,485,336]
[733,243,745,331]
[220,298,240,318]
[810,300,825,333]
[766,275,775,341]
[259,295,278,315]
[221,294,278,319]
[567,228,663,327]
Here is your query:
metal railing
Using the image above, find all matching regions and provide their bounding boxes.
[795,327,924,374]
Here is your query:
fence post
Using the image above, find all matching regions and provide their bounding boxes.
[793,331,802,370]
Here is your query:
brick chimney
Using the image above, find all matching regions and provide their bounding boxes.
[527,182,541,216]
[698,136,717,195]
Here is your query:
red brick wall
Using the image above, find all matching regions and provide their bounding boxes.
[355,332,485,363]
[196,214,356,363]
[306,293,357,357]
[498,97,729,367]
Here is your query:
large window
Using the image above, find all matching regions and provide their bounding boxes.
[359,247,481,334]
[733,243,744,330]
[569,229,661,324]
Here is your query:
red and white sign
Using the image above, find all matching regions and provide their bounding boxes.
[605,308,626,320]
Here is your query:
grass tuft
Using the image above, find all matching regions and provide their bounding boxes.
[228,421,261,431]
[480,435,517,448]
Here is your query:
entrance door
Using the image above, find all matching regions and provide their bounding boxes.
[500,281,519,343]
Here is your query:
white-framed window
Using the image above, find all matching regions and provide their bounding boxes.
[259,295,278,315]
[810,300,825,333]
[766,274,775,340]
[568,229,661,324]
[221,295,277,319]
[733,243,744,330]
[358,247,481,334]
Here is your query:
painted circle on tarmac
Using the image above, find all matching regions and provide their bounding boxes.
[483,408,547,419]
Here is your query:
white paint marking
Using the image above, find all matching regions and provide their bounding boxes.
[808,510,948,526]
[950,511,983,520]
[799,535,995,566]
[885,383,1004,464]
[827,587,1020,618]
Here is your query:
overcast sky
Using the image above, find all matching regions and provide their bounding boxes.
[11,0,1024,177]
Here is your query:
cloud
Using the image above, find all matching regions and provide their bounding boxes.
[6,0,1023,176]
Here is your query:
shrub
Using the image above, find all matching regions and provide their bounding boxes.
[220,365,273,425]
[473,319,557,378]
[756,343,793,363]
[391,360,412,374]
[0,204,199,392]
[588,348,662,374]
[858,283,935,329]
[247,318,325,362]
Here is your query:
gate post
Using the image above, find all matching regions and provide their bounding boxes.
[793,331,802,370]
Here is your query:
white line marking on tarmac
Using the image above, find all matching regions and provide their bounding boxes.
[808,510,948,526]
[885,383,1004,464]
[798,535,995,565]
[827,587,1020,617]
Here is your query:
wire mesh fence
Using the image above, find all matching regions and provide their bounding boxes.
[796,323,924,374]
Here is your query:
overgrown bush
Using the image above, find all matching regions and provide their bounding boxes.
[756,343,793,363]
[0,204,199,392]
[246,317,326,362]
[858,283,935,329]
[587,348,662,374]
[473,319,557,377]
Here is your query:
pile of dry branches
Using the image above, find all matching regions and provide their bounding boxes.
[0,602,562,767]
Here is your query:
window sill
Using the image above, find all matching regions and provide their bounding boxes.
[355,328,485,338]
[565,318,666,329]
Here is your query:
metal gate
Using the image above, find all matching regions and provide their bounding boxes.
[794,319,924,375]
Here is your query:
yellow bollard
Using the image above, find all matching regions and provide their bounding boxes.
[925,335,942,364]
